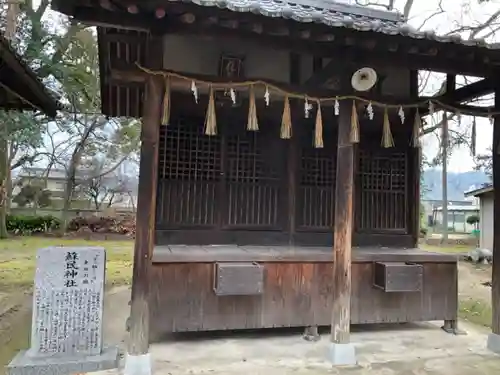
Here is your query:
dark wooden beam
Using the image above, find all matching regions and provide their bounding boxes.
[409,70,420,248]
[330,100,355,363]
[490,83,500,350]
[452,79,494,102]
[162,17,500,77]
[128,73,162,357]
[304,58,338,88]
[73,6,166,32]
[287,52,300,245]
[446,74,456,94]
[312,56,323,74]
[127,35,163,364]
[421,78,495,116]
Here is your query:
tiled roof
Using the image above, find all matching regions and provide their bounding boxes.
[188,0,500,49]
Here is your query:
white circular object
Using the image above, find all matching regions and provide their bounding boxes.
[351,67,378,92]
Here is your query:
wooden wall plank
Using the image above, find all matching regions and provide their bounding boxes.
[148,262,458,335]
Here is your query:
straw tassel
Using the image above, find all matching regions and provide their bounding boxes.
[204,86,217,136]
[471,116,477,156]
[350,101,360,143]
[411,109,422,147]
[314,101,324,148]
[247,85,259,131]
[280,96,292,139]
[381,108,394,148]
[161,76,171,126]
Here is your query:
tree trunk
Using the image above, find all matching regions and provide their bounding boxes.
[61,163,77,232]
[0,134,8,239]
[6,164,12,212]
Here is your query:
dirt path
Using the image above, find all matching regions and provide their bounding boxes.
[458,262,492,304]
[0,293,32,375]
[0,262,495,375]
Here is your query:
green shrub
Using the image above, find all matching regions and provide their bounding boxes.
[467,214,480,226]
[6,215,61,235]
[420,227,428,237]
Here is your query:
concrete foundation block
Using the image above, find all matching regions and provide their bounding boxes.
[487,333,500,354]
[328,342,357,366]
[124,352,152,375]
[6,346,119,375]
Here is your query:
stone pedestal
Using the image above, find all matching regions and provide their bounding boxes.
[6,347,120,375]
[5,247,120,375]
[328,343,357,366]
[487,333,500,354]
[124,353,152,375]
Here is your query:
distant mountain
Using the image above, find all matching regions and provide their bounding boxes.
[422,169,490,201]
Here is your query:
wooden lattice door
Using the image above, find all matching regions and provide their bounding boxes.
[156,117,222,228]
[222,122,286,229]
[156,115,286,234]
[356,149,408,233]
[296,123,337,231]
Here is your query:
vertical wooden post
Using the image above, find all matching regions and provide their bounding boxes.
[125,74,162,374]
[329,100,355,365]
[488,82,500,353]
[441,75,455,244]
[288,52,300,245]
[409,70,420,248]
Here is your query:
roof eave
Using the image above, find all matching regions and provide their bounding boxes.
[464,185,494,198]
[0,35,60,117]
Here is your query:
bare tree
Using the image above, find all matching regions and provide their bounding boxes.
[79,158,135,211]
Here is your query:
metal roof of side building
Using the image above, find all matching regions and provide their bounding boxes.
[0,32,60,117]
[464,184,494,198]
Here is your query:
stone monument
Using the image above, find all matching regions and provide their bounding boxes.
[6,247,120,375]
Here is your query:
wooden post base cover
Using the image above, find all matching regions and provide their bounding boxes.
[124,353,152,375]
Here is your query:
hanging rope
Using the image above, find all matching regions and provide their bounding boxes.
[136,63,500,117]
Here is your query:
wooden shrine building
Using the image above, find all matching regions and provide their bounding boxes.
[53,0,500,368]
[0,32,58,116]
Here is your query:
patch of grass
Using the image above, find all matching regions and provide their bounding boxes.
[420,244,472,254]
[459,297,492,328]
[0,237,133,375]
[0,237,134,290]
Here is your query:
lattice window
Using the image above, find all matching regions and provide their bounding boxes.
[225,132,282,227]
[297,130,336,229]
[300,149,336,187]
[158,118,221,181]
[357,150,407,232]
[226,133,279,183]
[156,118,221,227]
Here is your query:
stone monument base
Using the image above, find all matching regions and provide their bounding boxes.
[6,346,120,375]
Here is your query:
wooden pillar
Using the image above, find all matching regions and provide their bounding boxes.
[441,75,455,244]
[329,100,356,365]
[409,70,420,247]
[125,74,162,372]
[288,52,300,245]
[488,82,500,352]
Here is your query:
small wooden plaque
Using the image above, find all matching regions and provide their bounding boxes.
[373,262,423,292]
[214,262,263,296]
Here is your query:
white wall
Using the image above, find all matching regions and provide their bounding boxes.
[162,34,411,97]
[480,193,494,250]
[163,35,290,83]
